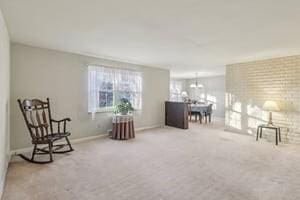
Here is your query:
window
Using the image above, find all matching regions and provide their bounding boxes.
[88,65,142,112]
[170,80,183,101]
[206,94,217,110]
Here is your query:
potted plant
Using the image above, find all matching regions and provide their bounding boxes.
[115,98,134,115]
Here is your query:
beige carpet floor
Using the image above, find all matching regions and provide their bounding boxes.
[3,122,300,200]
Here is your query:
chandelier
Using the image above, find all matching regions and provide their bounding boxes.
[190,73,203,89]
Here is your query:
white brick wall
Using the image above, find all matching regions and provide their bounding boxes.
[225,55,300,144]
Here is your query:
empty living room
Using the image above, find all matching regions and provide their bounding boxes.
[1,1,300,200]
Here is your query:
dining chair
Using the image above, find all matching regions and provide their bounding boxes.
[198,111,203,124]
[205,104,213,123]
[188,104,199,122]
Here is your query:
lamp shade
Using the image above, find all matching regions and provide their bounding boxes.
[181,91,188,98]
[263,101,280,111]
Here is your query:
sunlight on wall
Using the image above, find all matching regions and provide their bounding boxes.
[225,92,231,108]
[247,104,261,117]
[225,110,241,130]
[246,104,268,128]
[225,93,240,111]
[233,101,241,113]
[246,104,263,133]
[226,93,273,135]
[225,93,242,130]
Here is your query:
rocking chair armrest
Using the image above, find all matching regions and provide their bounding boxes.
[51,118,71,133]
[51,118,71,123]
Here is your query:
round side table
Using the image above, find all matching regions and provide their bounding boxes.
[111,114,135,140]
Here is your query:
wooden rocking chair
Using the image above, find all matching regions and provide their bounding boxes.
[18,98,74,164]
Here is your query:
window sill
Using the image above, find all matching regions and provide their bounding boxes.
[88,109,141,114]
[88,110,114,114]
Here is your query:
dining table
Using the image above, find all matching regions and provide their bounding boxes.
[190,104,210,114]
[189,104,211,123]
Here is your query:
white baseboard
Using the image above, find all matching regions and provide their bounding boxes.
[70,134,108,144]
[10,124,163,156]
[136,124,163,131]
[10,134,108,156]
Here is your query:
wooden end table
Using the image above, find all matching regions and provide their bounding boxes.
[111,114,135,140]
[256,124,281,145]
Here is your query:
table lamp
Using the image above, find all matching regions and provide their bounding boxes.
[263,101,280,125]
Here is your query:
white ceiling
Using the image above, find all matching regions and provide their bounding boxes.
[1,0,300,78]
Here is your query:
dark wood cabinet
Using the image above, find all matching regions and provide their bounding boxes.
[165,101,189,129]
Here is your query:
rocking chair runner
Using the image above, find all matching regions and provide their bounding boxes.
[18,98,74,164]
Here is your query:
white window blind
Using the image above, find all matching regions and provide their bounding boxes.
[88,65,142,113]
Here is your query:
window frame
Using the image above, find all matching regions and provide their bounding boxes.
[88,65,143,113]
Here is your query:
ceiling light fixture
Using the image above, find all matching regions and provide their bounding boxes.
[190,73,203,89]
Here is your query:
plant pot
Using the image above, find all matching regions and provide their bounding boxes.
[121,111,128,115]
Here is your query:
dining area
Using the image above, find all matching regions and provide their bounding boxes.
[167,76,224,129]
[188,103,213,124]
[165,101,214,130]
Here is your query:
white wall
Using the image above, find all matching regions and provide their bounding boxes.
[226,56,300,144]
[186,76,225,118]
[11,43,170,150]
[0,8,10,198]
